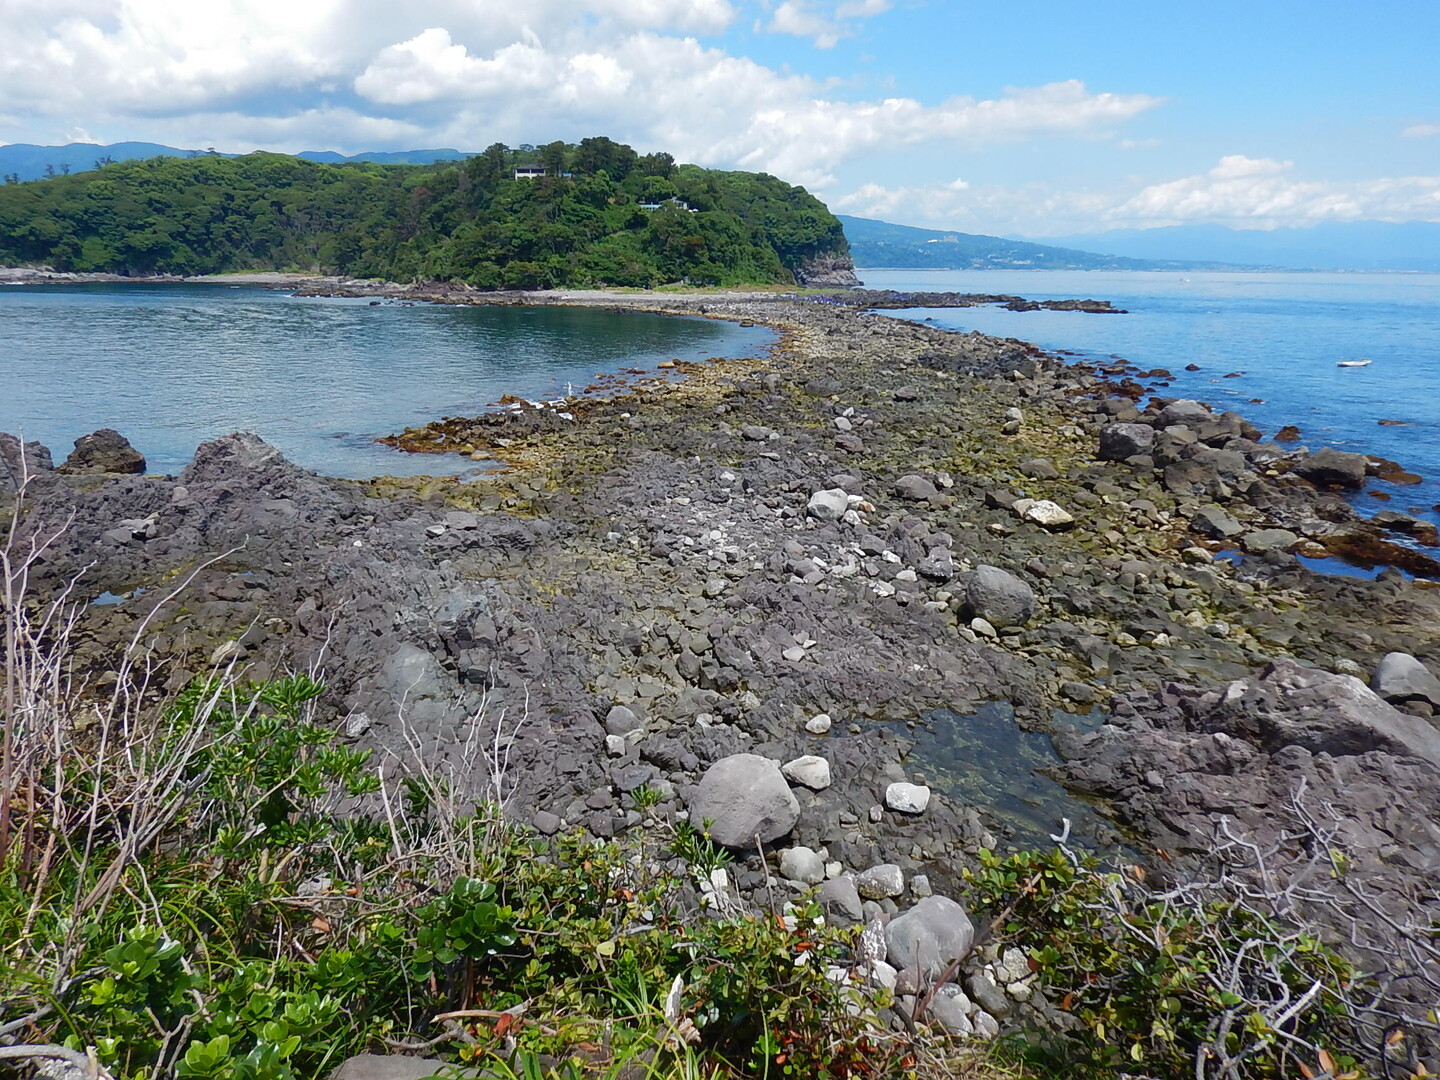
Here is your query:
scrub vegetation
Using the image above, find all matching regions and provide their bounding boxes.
[0,138,848,288]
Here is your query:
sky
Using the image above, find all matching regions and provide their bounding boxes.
[1,0,1437,237]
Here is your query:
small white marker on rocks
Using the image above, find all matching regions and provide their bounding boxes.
[885,782,931,815]
[782,755,832,791]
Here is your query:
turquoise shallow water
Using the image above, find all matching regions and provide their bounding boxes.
[861,269,1440,534]
[0,283,772,478]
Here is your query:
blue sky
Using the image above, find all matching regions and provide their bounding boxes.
[1,0,1436,235]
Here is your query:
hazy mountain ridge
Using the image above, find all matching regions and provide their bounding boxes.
[0,141,470,181]
[837,215,1228,272]
[1036,222,1440,272]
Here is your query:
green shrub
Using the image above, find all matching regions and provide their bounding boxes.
[965,847,1361,1080]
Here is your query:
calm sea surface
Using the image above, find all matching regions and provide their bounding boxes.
[861,269,1440,532]
[0,283,772,478]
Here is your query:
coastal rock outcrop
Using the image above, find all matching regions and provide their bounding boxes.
[59,428,146,474]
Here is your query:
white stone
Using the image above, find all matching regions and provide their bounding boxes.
[782,645,807,662]
[1020,500,1075,529]
[805,713,833,734]
[865,959,898,990]
[970,617,997,639]
[605,734,628,757]
[782,755,832,791]
[997,947,1031,983]
[972,1011,1001,1040]
[885,782,931,815]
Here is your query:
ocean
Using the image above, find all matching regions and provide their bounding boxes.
[860,269,1440,536]
[0,282,772,479]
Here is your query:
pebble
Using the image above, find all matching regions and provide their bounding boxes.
[805,713,833,734]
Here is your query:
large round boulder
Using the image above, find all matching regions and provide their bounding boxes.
[965,564,1036,629]
[688,754,799,849]
[885,895,976,979]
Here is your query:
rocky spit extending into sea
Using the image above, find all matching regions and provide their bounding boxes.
[4,287,1439,1047]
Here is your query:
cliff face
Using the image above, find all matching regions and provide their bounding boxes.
[794,251,861,287]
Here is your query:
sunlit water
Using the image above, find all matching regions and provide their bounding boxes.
[0,283,772,478]
[861,269,1440,533]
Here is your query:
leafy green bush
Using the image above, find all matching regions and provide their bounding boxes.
[965,847,1362,1080]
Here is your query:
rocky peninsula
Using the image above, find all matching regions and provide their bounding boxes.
[5,287,1439,1067]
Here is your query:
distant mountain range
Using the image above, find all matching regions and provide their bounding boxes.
[0,141,469,182]
[1034,222,1440,273]
[837,215,1225,272]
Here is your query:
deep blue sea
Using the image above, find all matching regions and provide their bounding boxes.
[861,269,1440,535]
[0,283,772,479]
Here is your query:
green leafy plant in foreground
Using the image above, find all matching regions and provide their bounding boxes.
[1,673,893,1080]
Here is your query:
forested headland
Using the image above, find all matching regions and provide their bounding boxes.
[0,137,849,288]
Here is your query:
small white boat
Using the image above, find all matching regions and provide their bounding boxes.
[1336,359,1372,367]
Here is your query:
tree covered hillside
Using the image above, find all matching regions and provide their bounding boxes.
[0,137,849,288]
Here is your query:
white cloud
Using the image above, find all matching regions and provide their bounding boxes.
[1403,123,1440,139]
[763,0,890,48]
[1110,155,1440,228]
[0,1,1157,189]
[348,28,1155,187]
[832,155,1440,235]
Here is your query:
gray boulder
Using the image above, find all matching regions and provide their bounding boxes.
[59,428,146,474]
[1157,399,1212,426]
[965,565,1036,629]
[817,875,864,924]
[329,1056,449,1080]
[885,782,931,814]
[688,754,799,848]
[1191,504,1244,540]
[1293,447,1367,490]
[806,488,850,521]
[885,895,977,979]
[1241,528,1299,554]
[781,754,832,791]
[895,474,939,502]
[779,845,826,885]
[1098,422,1156,461]
[0,433,54,490]
[855,863,905,900]
[1371,653,1440,708]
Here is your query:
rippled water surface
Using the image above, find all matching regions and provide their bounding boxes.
[0,283,772,478]
[861,269,1440,531]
